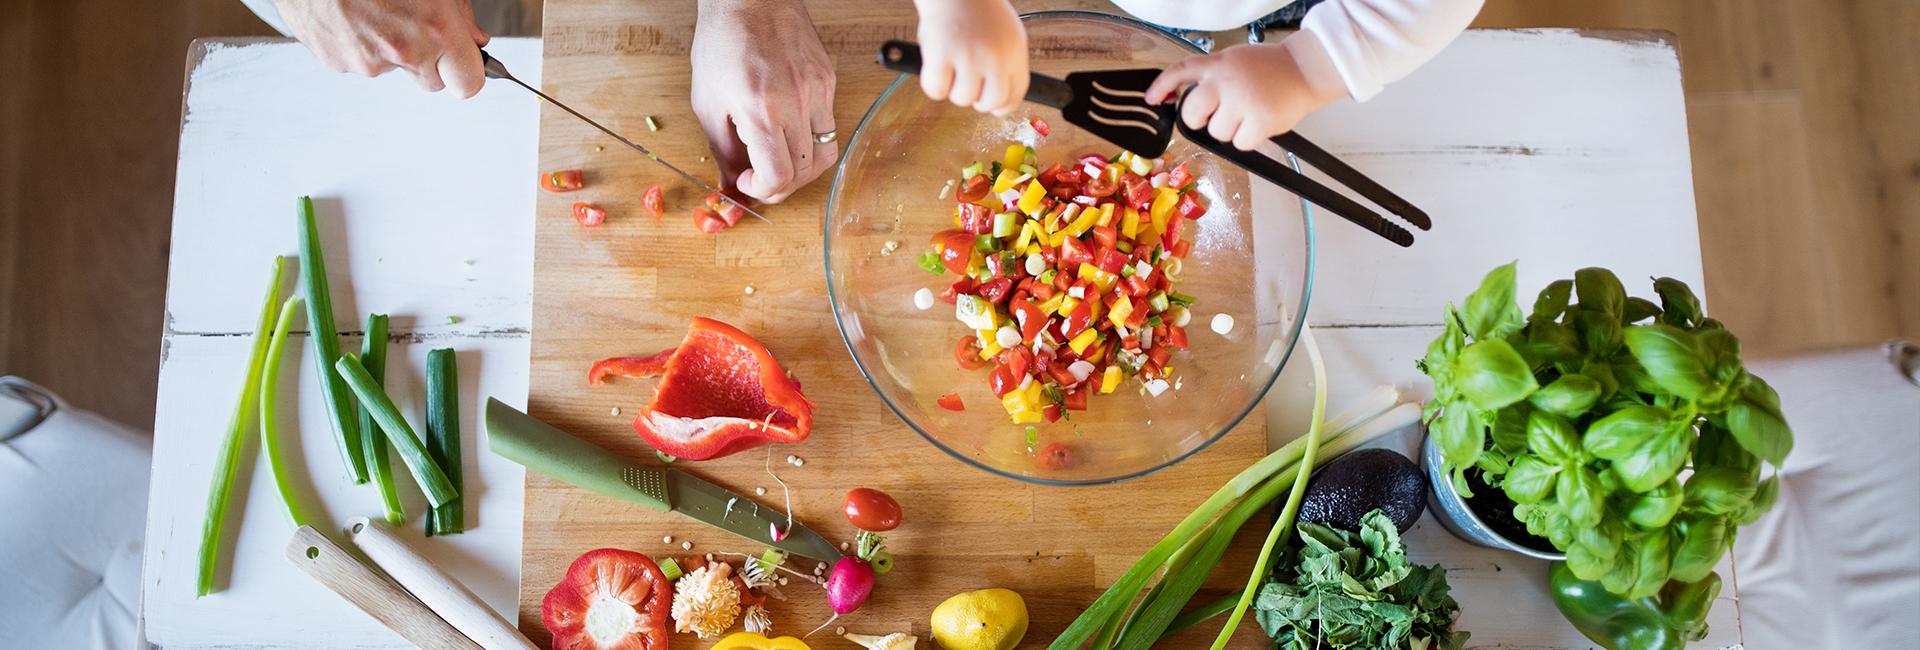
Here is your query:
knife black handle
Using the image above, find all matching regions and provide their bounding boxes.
[879,40,1072,109]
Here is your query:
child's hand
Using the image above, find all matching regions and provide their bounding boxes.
[1145,34,1349,151]
[913,0,1028,117]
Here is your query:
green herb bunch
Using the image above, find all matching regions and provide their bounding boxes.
[1417,263,1792,599]
[1254,510,1468,650]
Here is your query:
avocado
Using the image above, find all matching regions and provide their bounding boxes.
[1289,448,1426,533]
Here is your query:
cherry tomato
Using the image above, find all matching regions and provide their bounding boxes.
[1121,173,1153,209]
[988,363,1020,397]
[997,347,1032,378]
[693,209,727,233]
[937,393,965,411]
[958,202,993,234]
[958,174,992,202]
[929,228,967,246]
[572,202,607,227]
[978,277,1015,304]
[941,233,975,275]
[1039,443,1071,471]
[1082,177,1118,198]
[1167,162,1193,189]
[844,488,903,532]
[642,184,664,220]
[705,192,747,226]
[1059,236,1093,265]
[1031,118,1051,137]
[539,170,585,192]
[954,335,990,370]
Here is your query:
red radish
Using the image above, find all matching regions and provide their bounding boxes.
[807,556,875,637]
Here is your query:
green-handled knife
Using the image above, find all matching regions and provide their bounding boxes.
[483,398,842,562]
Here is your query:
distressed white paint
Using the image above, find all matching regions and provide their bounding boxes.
[141,38,540,649]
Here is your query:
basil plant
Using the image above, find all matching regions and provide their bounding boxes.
[1417,263,1792,599]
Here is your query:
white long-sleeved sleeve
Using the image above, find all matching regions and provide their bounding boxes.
[1299,0,1483,101]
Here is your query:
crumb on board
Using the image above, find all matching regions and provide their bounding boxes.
[755,487,766,495]
[682,541,693,550]
[612,407,622,416]
[664,536,673,544]
[745,286,755,295]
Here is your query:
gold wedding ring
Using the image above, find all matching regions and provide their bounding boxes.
[813,130,838,144]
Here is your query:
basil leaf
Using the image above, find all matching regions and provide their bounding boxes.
[1575,515,1624,564]
[1624,477,1683,528]
[1609,353,1666,396]
[1574,267,1627,318]
[1453,339,1540,411]
[1599,539,1640,595]
[1532,279,1573,322]
[1430,401,1484,473]
[1735,475,1780,526]
[1623,324,1716,401]
[1490,402,1531,455]
[1623,297,1662,323]
[1683,465,1758,515]
[1529,373,1603,418]
[1669,514,1729,584]
[1504,457,1560,504]
[1557,468,1607,529]
[1582,405,1672,460]
[1461,261,1525,341]
[1524,321,1583,363]
[1609,418,1693,493]
[1572,308,1624,359]
[1578,359,1620,399]
[1695,328,1745,385]
[1525,410,1582,464]
[1653,277,1703,329]
[1565,541,1614,582]
[1726,379,1793,465]
[1626,530,1673,599]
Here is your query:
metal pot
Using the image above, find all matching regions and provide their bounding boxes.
[1421,436,1565,560]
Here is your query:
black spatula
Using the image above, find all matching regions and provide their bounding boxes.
[877,40,1429,247]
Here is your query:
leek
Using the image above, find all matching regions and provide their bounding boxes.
[335,354,459,507]
[259,296,318,529]
[357,313,404,526]
[194,256,282,597]
[297,196,367,483]
[423,348,464,535]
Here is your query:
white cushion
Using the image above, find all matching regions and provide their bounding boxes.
[1735,341,1920,650]
[0,378,151,650]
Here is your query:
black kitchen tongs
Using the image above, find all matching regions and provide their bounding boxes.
[879,40,1430,247]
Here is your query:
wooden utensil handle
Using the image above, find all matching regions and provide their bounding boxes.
[346,517,538,650]
[285,525,485,650]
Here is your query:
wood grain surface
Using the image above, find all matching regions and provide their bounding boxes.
[523,2,1270,649]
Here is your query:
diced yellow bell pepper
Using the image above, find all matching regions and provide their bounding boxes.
[1048,229,1068,248]
[1088,291,1106,321]
[1120,206,1142,239]
[1108,295,1135,328]
[1077,264,1119,294]
[1099,365,1122,393]
[1038,293,1066,316]
[1017,180,1048,215]
[1057,295,1082,317]
[1113,151,1133,170]
[1023,378,1046,408]
[1003,144,1028,172]
[1150,193,1174,237]
[1023,244,1043,256]
[978,327,1004,359]
[1068,328,1100,355]
[1095,204,1116,227]
[991,168,1022,194]
[712,632,814,650]
[1002,390,1042,423]
[1065,205,1101,237]
[1150,187,1179,223]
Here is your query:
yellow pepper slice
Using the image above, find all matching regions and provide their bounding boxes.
[1017,180,1048,215]
[991,168,1022,194]
[1149,187,1179,223]
[1108,294,1135,328]
[1038,293,1066,316]
[1068,328,1100,355]
[1119,206,1141,239]
[1065,205,1101,237]
[712,633,813,650]
[1099,365,1122,393]
[1014,220,1038,251]
[1003,144,1028,172]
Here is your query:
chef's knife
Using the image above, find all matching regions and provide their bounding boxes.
[478,51,771,225]
[483,398,842,562]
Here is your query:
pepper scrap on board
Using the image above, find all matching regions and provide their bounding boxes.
[589,318,816,460]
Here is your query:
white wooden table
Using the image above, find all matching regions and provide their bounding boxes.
[142,29,1742,649]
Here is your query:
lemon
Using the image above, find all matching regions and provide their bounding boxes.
[931,588,1028,650]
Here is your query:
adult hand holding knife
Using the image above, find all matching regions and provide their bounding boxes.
[273,0,840,211]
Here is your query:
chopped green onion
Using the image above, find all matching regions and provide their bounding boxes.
[657,451,679,463]
[973,234,1000,255]
[993,211,1018,238]
[1024,152,1037,168]
[1120,264,1136,278]
[259,296,318,530]
[645,115,661,131]
[1038,269,1057,285]
[424,348,463,536]
[335,354,459,507]
[1109,152,1126,164]
[1148,291,1171,312]
[919,251,944,275]
[870,551,895,574]
[758,549,787,570]
[196,256,283,597]
[1178,181,1198,194]
[1116,240,1134,254]
[1147,315,1164,327]
[1167,291,1197,306]
[1026,426,1038,448]
[962,162,983,179]
[297,196,367,484]
[660,557,684,580]
[1018,164,1036,177]
[358,313,404,526]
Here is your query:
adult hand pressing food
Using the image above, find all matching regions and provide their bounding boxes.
[273,0,492,99]
[691,0,840,204]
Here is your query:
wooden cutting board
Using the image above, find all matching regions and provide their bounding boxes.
[522,1,1272,648]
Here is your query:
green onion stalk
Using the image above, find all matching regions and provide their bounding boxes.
[357,313,404,526]
[423,348,464,536]
[194,256,283,597]
[297,196,366,483]
[259,296,319,530]
[335,354,459,508]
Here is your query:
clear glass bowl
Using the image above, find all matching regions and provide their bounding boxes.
[825,11,1314,484]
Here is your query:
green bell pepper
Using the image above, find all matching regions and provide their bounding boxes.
[1549,561,1720,650]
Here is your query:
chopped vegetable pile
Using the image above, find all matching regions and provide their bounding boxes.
[921,143,1207,424]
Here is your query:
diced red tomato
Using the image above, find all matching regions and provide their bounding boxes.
[1122,334,1140,351]
[1083,177,1119,198]
[705,192,747,226]
[937,393,965,411]
[1039,443,1071,470]
[1095,249,1128,275]
[1062,301,1094,340]
[988,364,1021,397]
[998,347,1032,378]
[1049,184,1081,200]
[1092,225,1117,251]
[1055,170,1084,185]
[693,209,727,233]
[978,277,1015,304]
[1037,163,1066,188]
[1176,191,1208,220]
[1121,173,1152,209]
[1012,297,1046,342]
[1167,325,1189,349]
[1031,118,1051,137]
[572,202,607,227]
[642,184,664,220]
[1172,239,1193,258]
[940,275,979,305]
[1060,236,1094,265]
[954,335,990,370]
[941,233,975,275]
[1126,297,1151,327]
[959,174,992,202]
[539,170,585,193]
[984,251,1005,277]
[1063,387,1089,411]
[1027,280,1056,302]
[959,203,993,234]
[1168,162,1193,189]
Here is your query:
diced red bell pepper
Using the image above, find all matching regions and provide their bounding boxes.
[954,335,990,369]
[1063,387,1089,411]
[1126,296,1152,328]
[693,209,728,233]
[542,549,671,650]
[1027,280,1057,302]
[1047,364,1078,387]
[642,184,664,220]
[941,233,975,275]
[1176,191,1208,220]
[1092,225,1118,251]
[1122,335,1140,351]
[1156,273,1173,292]
[958,202,993,235]
[1031,118,1052,137]
[1141,360,1164,380]
[588,349,677,385]
[958,174,992,202]
[1148,346,1172,369]
[998,347,1032,378]
[573,201,608,227]
[1168,162,1193,189]
[988,363,1021,397]
[978,277,1016,304]
[1122,275,1153,298]
[1042,402,1062,423]
[1121,173,1153,209]
[1055,170,1084,185]
[1062,301,1094,340]
[1082,341,1109,364]
[1172,239,1193,258]
[937,393,965,411]
[1060,236,1094,265]
[1162,211,1186,251]
[1037,163,1066,188]
[1166,325,1189,349]
[1011,297,1046,342]
[1096,248,1129,275]
[621,318,815,460]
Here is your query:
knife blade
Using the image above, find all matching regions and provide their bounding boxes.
[478,51,772,225]
[483,398,842,562]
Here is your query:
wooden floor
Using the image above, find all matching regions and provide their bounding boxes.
[1,0,1914,429]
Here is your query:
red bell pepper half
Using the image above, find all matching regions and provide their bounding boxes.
[541,548,671,650]
[587,348,677,385]
[591,318,816,460]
